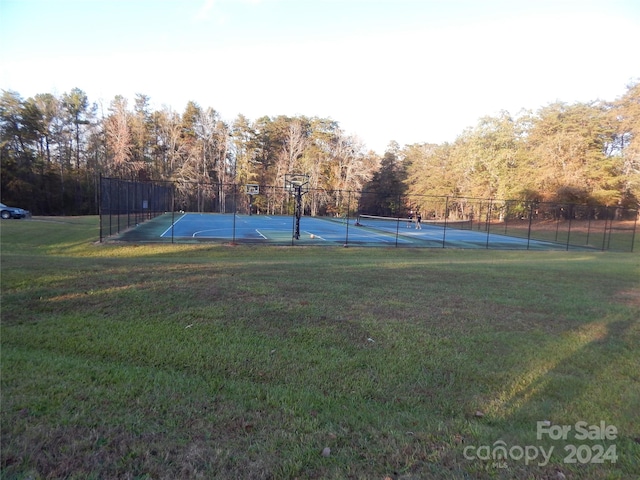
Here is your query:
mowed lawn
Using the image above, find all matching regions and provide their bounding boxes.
[1,217,639,480]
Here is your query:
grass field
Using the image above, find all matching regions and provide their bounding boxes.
[1,216,639,479]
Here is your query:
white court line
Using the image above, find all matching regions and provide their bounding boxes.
[192,229,224,237]
[255,229,267,239]
[160,213,187,237]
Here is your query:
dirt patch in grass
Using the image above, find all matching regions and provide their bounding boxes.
[2,423,275,480]
[615,288,640,307]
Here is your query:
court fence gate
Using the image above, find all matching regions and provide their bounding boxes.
[99,177,638,252]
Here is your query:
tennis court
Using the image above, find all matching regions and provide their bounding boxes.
[114,212,588,250]
[99,178,638,251]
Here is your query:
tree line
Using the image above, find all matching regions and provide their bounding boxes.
[1,81,638,217]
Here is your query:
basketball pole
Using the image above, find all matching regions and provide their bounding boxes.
[284,173,309,241]
[294,184,302,239]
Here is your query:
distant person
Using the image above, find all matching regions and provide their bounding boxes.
[415,212,422,229]
[407,211,413,228]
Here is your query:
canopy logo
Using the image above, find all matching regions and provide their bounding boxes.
[464,421,618,468]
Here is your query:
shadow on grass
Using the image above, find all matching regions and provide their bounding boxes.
[466,317,640,479]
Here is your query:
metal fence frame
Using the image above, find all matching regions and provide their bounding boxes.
[99,176,173,240]
[99,177,638,251]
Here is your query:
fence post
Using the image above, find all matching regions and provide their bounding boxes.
[601,209,610,251]
[126,180,131,230]
[485,198,493,249]
[566,211,573,251]
[232,183,237,244]
[98,174,103,242]
[606,207,614,250]
[395,194,402,247]
[116,180,121,235]
[108,178,113,237]
[442,196,449,248]
[631,212,638,253]
[171,183,175,244]
[345,190,351,246]
[526,201,534,250]
[586,208,592,246]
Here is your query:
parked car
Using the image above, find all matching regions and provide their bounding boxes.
[0,202,30,219]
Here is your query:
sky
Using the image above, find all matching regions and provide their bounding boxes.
[1,0,639,153]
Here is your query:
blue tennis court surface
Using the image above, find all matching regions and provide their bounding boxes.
[115,212,582,250]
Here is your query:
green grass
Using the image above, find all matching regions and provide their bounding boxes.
[1,216,639,479]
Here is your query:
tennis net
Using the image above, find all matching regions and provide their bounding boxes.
[356,214,472,231]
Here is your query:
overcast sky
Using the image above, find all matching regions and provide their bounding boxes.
[1,0,638,153]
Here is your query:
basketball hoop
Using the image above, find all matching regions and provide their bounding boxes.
[245,184,260,216]
[284,174,310,240]
[284,174,310,195]
[245,184,260,195]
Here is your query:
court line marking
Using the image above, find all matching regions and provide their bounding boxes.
[161,214,538,247]
[193,230,220,237]
[160,213,187,237]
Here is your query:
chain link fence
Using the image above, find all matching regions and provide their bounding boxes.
[99,177,173,240]
[99,177,638,252]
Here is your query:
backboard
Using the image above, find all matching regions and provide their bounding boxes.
[245,184,260,195]
[284,173,310,194]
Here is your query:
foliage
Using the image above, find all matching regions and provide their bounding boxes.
[0,90,378,216]
[1,81,639,216]
[359,142,408,216]
[403,82,640,209]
